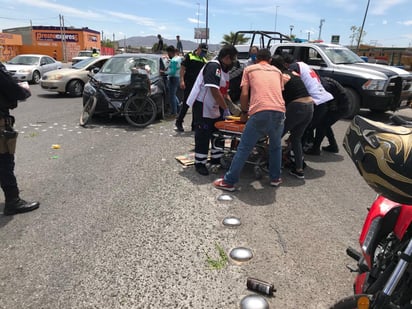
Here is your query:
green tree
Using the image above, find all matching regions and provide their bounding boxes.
[221,32,249,45]
[101,39,114,48]
[349,26,367,47]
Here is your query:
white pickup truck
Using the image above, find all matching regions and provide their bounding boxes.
[232,31,412,117]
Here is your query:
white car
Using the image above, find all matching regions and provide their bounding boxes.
[41,56,111,97]
[4,54,62,84]
[72,49,100,65]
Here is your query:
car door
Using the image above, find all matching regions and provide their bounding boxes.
[39,56,53,75]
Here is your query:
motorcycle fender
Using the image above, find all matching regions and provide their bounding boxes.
[393,205,412,239]
[359,196,401,266]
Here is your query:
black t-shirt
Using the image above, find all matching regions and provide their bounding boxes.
[283,71,310,104]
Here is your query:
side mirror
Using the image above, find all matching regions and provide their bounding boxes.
[91,67,100,74]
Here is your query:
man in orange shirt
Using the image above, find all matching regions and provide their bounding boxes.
[213,49,287,191]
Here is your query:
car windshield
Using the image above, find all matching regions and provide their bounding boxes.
[72,57,99,69]
[319,46,365,64]
[7,55,39,65]
[77,51,93,57]
[100,56,158,76]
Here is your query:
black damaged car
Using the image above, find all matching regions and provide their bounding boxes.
[82,53,168,120]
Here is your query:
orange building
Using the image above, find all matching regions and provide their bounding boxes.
[0,32,22,62]
[2,26,102,62]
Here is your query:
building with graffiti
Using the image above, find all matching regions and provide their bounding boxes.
[0,32,23,62]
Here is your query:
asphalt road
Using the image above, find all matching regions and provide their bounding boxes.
[1,84,411,309]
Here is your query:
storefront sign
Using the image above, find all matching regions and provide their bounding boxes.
[35,32,79,42]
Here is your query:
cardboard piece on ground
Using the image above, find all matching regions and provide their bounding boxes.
[175,152,195,166]
[175,152,212,166]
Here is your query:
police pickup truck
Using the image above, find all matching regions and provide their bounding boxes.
[231,31,412,117]
[270,42,412,117]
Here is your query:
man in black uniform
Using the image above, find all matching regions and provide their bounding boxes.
[175,43,208,132]
[0,62,40,216]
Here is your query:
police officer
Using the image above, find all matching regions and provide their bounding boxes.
[175,43,208,132]
[0,62,40,215]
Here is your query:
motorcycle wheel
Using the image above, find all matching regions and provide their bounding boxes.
[364,232,412,305]
[124,96,156,128]
[329,294,372,309]
[80,96,97,127]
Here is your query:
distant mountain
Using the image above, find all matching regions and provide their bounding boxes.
[117,35,221,52]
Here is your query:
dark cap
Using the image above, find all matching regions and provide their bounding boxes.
[199,43,208,51]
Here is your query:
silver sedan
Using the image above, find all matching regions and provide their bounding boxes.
[41,56,111,97]
[4,54,62,84]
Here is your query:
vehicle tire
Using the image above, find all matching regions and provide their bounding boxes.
[156,95,165,120]
[31,71,41,84]
[67,80,84,97]
[344,88,360,119]
[329,295,372,309]
[220,153,233,169]
[254,166,263,180]
[80,96,97,127]
[124,96,157,127]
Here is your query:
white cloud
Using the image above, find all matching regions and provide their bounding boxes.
[187,18,205,25]
[401,20,412,26]
[104,11,157,27]
[15,0,101,19]
[370,0,407,15]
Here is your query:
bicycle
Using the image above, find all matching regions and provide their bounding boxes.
[80,73,157,128]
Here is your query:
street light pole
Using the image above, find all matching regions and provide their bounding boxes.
[274,5,279,32]
[356,0,370,52]
[289,25,294,37]
[205,0,208,45]
[196,2,200,43]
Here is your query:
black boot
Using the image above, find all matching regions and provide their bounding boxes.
[195,163,209,176]
[4,198,40,216]
[322,144,339,153]
[175,121,184,132]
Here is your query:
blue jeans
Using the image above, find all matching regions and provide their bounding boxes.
[168,76,180,115]
[224,110,285,185]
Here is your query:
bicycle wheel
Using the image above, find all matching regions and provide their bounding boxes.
[80,96,97,127]
[124,96,156,128]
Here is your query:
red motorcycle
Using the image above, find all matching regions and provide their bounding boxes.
[331,115,412,309]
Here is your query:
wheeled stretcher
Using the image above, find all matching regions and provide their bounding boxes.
[213,119,269,179]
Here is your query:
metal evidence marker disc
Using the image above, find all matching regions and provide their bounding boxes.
[229,247,253,262]
[222,216,241,227]
[240,295,269,309]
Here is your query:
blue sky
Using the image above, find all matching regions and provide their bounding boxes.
[0,0,411,47]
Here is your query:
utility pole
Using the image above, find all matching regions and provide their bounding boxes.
[357,0,370,52]
[59,14,67,63]
[318,19,325,41]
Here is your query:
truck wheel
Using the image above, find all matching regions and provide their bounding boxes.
[344,87,360,119]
